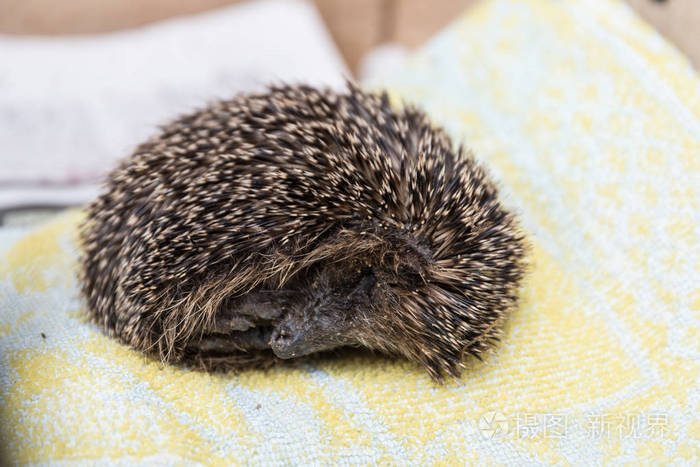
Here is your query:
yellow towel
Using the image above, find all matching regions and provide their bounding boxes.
[1,0,698,464]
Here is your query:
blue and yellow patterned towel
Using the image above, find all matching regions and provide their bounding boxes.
[1,0,699,464]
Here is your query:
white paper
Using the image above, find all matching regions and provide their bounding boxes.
[0,0,348,210]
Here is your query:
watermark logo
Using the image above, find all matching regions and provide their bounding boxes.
[475,412,669,440]
[477,411,509,439]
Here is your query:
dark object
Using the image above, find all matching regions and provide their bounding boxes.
[41,332,46,339]
[79,83,526,381]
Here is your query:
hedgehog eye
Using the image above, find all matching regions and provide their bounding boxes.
[325,261,363,286]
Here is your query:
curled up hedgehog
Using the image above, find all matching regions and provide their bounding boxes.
[79,83,526,381]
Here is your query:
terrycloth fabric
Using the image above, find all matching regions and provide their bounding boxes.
[1,0,699,464]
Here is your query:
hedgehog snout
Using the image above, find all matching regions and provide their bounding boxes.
[269,324,298,358]
[268,303,349,359]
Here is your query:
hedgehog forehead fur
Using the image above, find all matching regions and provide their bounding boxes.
[79,82,527,381]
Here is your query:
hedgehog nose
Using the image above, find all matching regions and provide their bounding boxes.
[271,325,291,345]
[269,325,296,358]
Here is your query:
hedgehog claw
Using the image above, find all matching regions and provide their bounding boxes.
[190,326,275,355]
[212,316,255,333]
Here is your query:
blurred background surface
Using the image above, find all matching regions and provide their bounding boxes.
[0,0,698,72]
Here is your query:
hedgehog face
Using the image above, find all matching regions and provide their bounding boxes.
[269,262,377,359]
[267,239,434,366]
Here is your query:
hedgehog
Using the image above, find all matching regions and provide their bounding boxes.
[79,82,526,381]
